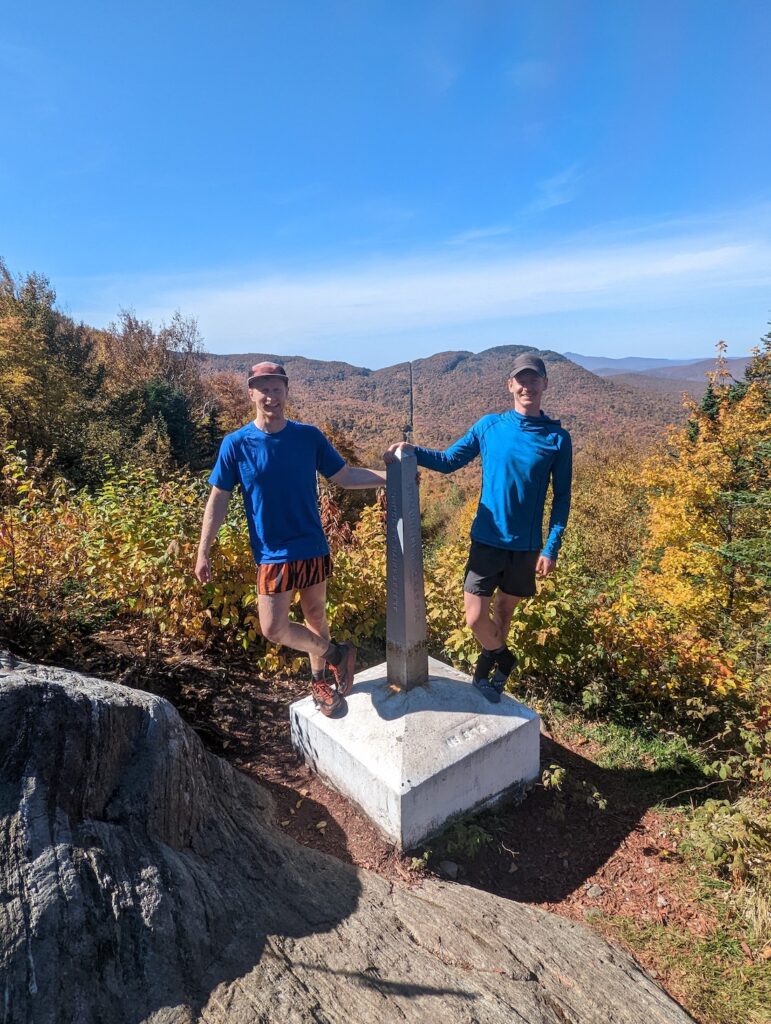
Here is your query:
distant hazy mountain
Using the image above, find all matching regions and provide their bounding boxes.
[588,358,751,407]
[564,352,704,374]
[204,346,697,458]
[622,356,751,382]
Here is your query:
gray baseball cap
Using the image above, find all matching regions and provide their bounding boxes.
[509,354,547,378]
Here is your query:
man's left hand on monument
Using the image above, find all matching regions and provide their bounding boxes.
[383,442,415,464]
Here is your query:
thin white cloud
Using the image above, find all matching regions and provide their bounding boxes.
[64,205,771,363]
[527,162,585,214]
[70,232,768,357]
[447,225,512,245]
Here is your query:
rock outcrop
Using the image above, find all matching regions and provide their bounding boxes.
[0,656,694,1023]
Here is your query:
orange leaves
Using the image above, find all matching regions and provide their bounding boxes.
[591,589,746,706]
[0,448,391,675]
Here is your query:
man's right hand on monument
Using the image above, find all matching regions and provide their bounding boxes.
[194,551,212,584]
[383,442,415,464]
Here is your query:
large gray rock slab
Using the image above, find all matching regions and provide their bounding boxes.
[0,655,694,1023]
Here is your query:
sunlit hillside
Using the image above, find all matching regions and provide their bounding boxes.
[205,345,696,461]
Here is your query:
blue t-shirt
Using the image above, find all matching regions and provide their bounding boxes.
[415,410,572,559]
[208,421,345,564]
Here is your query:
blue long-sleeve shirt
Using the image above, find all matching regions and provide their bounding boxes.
[415,410,572,559]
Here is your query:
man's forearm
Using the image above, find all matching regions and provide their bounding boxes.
[414,430,479,474]
[542,442,572,559]
[330,465,386,489]
[341,468,384,489]
[198,489,231,554]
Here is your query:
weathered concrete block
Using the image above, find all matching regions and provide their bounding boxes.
[291,657,540,849]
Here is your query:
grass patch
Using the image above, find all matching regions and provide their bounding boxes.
[570,719,705,774]
[602,888,771,1024]
[544,703,703,771]
[531,701,771,1022]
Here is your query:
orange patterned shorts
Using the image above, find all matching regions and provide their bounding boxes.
[256,555,332,596]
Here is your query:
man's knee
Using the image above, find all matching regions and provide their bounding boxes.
[302,601,327,631]
[304,613,329,640]
[464,596,489,630]
[259,612,290,645]
[465,606,480,630]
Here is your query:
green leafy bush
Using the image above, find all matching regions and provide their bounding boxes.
[682,798,771,882]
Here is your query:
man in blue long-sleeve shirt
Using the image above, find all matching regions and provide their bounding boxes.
[384,353,572,702]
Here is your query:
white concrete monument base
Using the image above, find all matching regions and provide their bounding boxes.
[290,657,540,850]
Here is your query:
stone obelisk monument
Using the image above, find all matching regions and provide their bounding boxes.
[290,449,540,849]
[385,449,428,690]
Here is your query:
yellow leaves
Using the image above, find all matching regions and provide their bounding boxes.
[593,586,749,704]
[632,358,771,644]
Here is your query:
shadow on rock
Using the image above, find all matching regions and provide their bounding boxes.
[0,660,361,1024]
[0,657,696,1024]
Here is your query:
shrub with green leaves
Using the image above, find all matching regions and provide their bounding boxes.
[0,444,386,675]
[682,797,771,882]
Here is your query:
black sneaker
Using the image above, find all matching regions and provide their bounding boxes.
[494,648,518,679]
[472,649,496,683]
[473,675,502,703]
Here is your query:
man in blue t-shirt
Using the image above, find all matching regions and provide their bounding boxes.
[384,353,572,703]
[196,361,385,717]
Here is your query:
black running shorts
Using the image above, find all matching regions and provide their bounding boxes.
[463,542,540,598]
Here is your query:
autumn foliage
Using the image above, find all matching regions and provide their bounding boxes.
[1,262,769,832]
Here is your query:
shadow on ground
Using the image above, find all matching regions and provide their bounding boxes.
[429,733,709,905]
[13,635,713,923]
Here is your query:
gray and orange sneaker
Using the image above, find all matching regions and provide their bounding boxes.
[311,674,345,717]
[327,641,357,697]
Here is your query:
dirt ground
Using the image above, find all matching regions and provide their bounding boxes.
[64,636,719,1013]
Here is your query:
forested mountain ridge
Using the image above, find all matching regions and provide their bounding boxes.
[205,345,692,459]
[616,355,751,382]
[0,260,721,481]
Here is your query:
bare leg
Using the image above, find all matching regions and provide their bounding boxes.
[258,590,330,662]
[491,592,522,650]
[464,592,508,650]
[298,581,330,674]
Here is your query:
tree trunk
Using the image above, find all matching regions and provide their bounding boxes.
[0,655,694,1024]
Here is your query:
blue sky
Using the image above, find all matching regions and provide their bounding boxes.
[2,1,770,366]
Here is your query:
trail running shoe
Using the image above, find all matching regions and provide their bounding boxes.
[494,648,518,679]
[473,675,502,703]
[327,642,357,697]
[311,676,344,717]
[472,649,496,684]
